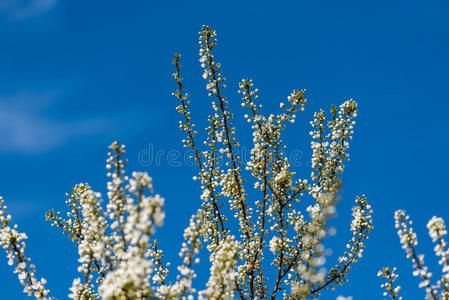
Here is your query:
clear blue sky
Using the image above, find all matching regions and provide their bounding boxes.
[0,1,448,299]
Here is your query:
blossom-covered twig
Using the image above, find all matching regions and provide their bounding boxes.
[388,211,449,300]
[394,210,438,299]
[0,197,54,300]
[378,267,402,300]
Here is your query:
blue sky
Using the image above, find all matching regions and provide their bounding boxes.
[0,0,448,299]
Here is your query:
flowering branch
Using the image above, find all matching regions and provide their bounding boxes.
[378,267,402,300]
[173,25,371,299]
[386,211,449,299]
[0,197,53,300]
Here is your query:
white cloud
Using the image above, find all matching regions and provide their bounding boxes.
[5,200,44,219]
[0,0,58,20]
[0,90,110,154]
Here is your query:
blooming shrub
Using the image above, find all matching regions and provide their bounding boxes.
[0,25,375,299]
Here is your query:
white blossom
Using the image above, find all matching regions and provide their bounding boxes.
[0,197,53,300]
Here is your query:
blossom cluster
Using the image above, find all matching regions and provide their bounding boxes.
[47,142,165,300]
[378,267,402,300]
[380,211,449,300]
[0,197,53,300]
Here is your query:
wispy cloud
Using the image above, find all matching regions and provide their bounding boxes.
[0,90,110,154]
[5,200,45,219]
[0,0,58,20]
